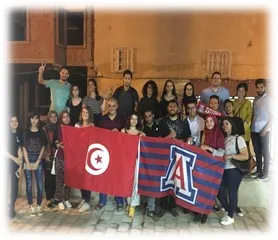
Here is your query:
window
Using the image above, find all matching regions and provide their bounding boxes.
[207,50,232,78]
[57,8,66,46]
[9,8,27,41]
[67,11,84,46]
[112,47,134,73]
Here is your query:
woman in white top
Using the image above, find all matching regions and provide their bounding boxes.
[202,117,248,226]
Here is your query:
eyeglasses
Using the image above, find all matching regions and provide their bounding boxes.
[187,106,196,110]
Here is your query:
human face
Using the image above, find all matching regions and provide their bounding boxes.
[147,84,153,96]
[62,113,70,125]
[123,74,132,88]
[59,69,69,82]
[130,115,138,128]
[166,81,174,94]
[205,117,215,130]
[167,102,178,117]
[72,86,79,97]
[185,84,193,97]
[88,81,96,93]
[224,102,233,116]
[222,120,232,135]
[237,87,246,99]
[49,113,58,124]
[144,111,154,125]
[256,83,266,96]
[81,108,89,122]
[209,98,219,111]
[211,73,221,87]
[107,100,118,115]
[187,103,196,117]
[31,116,39,127]
[10,116,18,131]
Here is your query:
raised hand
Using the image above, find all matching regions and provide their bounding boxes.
[39,62,46,73]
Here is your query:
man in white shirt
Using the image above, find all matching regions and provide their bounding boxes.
[186,101,205,147]
[251,79,271,180]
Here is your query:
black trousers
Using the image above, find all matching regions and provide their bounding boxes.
[81,190,91,202]
[9,162,19,218]
[43,161,56,201]
[251,131,270,175]
[217,168,243,218]
[160,195,176,210]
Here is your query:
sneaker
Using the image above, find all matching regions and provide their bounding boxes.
[213,204,220,211]
[220,215,234,226]
[236,207,243,217]
[58,202,65,210]
[64,201,72,209]
[94,204,104,211]
[256,174,269,181]
[221,212,229,221]
[250,171,261,178]
[30,206,36,217]
[37,206,43,216]
[200,214,208,224]
[79,202,90,213]
[47,201,55,209]
[77,199,85,209]
[220,207,225,212]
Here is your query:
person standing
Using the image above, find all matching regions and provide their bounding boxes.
[113,69,139,122]
[200,71,230,112]
[181,82,197,118]
[6,115,23,219]
[38,63,71,115]
[250,79,271,180]
[66,85,83,126]
[95,98,125,211]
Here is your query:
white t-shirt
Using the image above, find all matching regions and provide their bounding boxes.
[224,135,247,169]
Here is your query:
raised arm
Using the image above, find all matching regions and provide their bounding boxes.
[38,62,46,85]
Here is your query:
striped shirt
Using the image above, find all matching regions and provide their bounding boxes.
[82,96,104,115]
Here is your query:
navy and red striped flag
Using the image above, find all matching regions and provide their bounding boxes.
[138,136,225,214]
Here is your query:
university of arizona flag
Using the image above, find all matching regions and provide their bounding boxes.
[62,126,139,197]
[138,136,225,214]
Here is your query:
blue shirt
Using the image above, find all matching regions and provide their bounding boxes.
[44,79,71,115]
[200,86,230,112]
[251,93,271,133]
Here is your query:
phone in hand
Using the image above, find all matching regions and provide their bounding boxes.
[15,171,20,178]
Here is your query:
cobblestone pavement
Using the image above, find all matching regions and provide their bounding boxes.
[6,196,270,237]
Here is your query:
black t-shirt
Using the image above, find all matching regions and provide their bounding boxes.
[22,129,48,163]
[8,130,22,157]
[159,96,178,118]
[143,122,162,137]
[139,96,159,119]
[66,98,83,126]
[113,86,139,121]
[159,116,191,141]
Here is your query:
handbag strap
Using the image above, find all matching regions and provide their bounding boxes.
[235,136,240,154]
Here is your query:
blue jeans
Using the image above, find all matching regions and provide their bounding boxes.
[98,193,123,206]
[24,163,44,205]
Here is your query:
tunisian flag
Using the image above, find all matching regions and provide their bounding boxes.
[62,126,139,197]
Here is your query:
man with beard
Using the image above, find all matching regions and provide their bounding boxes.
[113,69,139,122]
[95,98,125,211]
[158,100,192,217]
[38,63,71,115]
[200,71,230,112]
[251,79,271,180]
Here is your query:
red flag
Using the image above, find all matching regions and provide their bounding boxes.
[196,101,223,116]
[62,126,139,197]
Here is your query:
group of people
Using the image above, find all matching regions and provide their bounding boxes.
[7,64,271,227]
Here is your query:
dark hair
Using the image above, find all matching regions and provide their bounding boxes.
[186,100,197,108]
[255,78,266,87]
[182,82,197,105]
[142,80,158,98]
[209,95,219,104]
[167,99,178,107]
[9,114,21,133]
[161,80,178,99]
[125,112,141,131]
[123,69,133,79]
[143,108,154,115]
[236,82,248,92]
[27,110,41,129]
[221,117,238,136]
[212,71,221,78]
[59,110,70,125]
[223,99,233,107]
[79,105,94,124]
[60,66,69,72]
[47,110,58,122]
[88,78,101,101]
[70,84,81,97]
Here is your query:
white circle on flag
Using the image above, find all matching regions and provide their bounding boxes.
[85,143,110,175]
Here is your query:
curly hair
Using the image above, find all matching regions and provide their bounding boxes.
[142,80,158,98]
